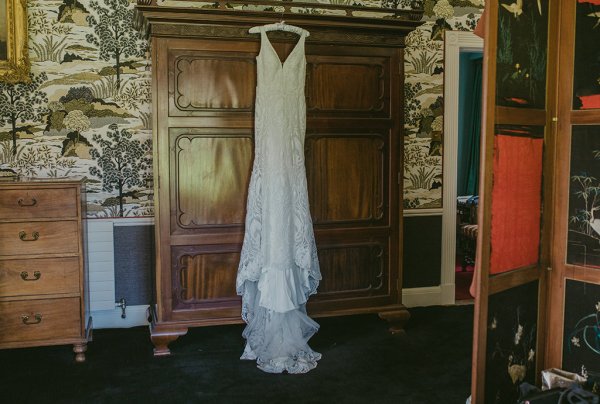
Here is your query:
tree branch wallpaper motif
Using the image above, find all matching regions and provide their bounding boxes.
[403,0,484,209]
[568,125,600,267]
[0,0,483,217]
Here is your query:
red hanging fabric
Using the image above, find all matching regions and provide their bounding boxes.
[490,135,544,274]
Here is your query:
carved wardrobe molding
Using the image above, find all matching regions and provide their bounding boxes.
[136,0,422,355]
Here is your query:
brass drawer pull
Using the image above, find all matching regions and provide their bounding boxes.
[20,271,41,281]
[17,197,37,207]
[21,314,42,325]
[19,231,39,241]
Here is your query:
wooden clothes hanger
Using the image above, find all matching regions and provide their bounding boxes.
[249,21,310,37]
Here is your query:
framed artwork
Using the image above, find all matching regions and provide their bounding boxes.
[0,0,30,83]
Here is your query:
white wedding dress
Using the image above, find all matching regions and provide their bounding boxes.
[236,27,322,374]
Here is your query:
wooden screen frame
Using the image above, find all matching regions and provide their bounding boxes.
[546,1,600,369]
[470,1,560,401]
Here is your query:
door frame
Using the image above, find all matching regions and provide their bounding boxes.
[441,30,483,304]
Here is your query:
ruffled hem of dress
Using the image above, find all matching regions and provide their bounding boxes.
[242,347,322,374]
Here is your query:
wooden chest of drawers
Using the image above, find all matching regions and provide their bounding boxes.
[0,179,91,362]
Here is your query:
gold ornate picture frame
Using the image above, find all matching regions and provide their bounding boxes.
[0,0,29,83]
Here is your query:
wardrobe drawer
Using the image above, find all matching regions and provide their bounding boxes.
[0,297,81,343]
[0,188,78,220]
[0,257,80,297]
[0,221,79,256]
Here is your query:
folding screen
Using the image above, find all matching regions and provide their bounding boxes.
[473,1,600,401]
[471,0,555,402]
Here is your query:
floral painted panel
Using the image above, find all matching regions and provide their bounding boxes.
[486,281,539,404]
[573,0,600,110]
[567,126,600,267]
[563,279,600,376]
[403,0,484,209]
[496,0,548,109]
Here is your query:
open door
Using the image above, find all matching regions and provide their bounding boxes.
[471,0,558,402]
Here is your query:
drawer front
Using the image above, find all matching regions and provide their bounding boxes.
[0,221,79,256]
[0,297,81,343]
[0,257,80,297]
[0,188,78,220]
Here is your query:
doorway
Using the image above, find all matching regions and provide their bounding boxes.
[441,31,484,304]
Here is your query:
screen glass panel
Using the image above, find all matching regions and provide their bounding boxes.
[573,1,600,110]
[490,126,544,275]
[563,279,600,376]
[496,0,549,109]
[567,125,600,267]
[486,281,539,403]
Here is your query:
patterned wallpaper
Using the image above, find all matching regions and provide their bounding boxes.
[0,0,483,218]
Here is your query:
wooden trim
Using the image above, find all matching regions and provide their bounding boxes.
[135,4,422,45]
[495,106,546,126]
[443,31,483,305]
[570,110,600,125]
[536,0,561,376]
[546,0,574,370]
[471,1,498,401]
[488,267,541,295]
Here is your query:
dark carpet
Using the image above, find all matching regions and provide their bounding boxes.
[0,305,473,404]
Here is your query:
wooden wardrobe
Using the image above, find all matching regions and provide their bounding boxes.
[136,1,421,355]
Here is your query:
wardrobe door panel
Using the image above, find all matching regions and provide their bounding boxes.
[171,246,241,312]
[315,241,388,299]
[170,129,253,232]
[305,132,387,226]
[306,55,389,117]
[169,49,256,116]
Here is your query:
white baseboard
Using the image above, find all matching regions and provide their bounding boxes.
[92,305,150,329]
[402,284,455,307]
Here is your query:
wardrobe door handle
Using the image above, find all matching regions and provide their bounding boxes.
[19,231,39,241]
[17,197,37,207]
[21,314,42,325]
[20,271,41,281]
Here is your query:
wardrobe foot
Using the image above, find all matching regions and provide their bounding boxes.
[378,307,411,336]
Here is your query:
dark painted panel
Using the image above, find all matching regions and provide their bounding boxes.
[495,0,549,109]
[114,225,155,306]
[563,279,600,375]
[402,215,441,288]
[573,1,600,110]
[567,126,600,268]
[486,281,538,404]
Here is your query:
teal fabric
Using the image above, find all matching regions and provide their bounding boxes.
[463,57,483,196]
